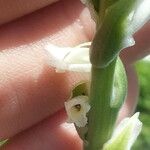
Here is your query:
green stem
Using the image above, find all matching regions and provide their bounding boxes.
[85,58,117,150]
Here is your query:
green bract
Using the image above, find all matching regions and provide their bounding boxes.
[88,0,150,67]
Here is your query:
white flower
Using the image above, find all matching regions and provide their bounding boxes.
[123,0,150,50]
[103,112,142,150]
[129,0,150,34]
[64,96,91,127]
[45,42,91,73]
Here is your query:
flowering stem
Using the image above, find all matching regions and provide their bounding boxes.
[85,58,117,150]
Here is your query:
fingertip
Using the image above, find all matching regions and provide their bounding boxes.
[1,110,82,150]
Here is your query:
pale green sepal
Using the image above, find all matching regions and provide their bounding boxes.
[103,113,142,150]
[111,58,127,108]
[72,81,90,98]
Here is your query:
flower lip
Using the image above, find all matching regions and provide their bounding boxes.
[64,95,91,127]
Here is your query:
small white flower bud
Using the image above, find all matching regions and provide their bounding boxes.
[64,96,90,127]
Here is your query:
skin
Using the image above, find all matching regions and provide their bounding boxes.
[0,0,149,149]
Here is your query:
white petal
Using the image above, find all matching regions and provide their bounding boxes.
[120,0,150,55]
[130,0,150,34]
[45,44,71,60]
[45,44,71,72]
[45,43,91,73]
[113,113,142,140]
[64,47,89,64]
[103,112,142,150]
[64,96,90,127]
[75,42,91,48]
[66,64,91,72]
[122,36,135,50]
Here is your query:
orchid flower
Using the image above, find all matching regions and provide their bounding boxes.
[64,96,90,127]
[103,113,142,150]
[45,42,91,73]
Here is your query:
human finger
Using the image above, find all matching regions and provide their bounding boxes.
[0,0,58,25]
[0,0,93,139]
[0,0,148,141]
[0,109,82,150]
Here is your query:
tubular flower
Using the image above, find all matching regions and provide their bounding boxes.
[45,42,91,73]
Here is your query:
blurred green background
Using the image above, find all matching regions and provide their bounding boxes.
[0,60,150,149]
